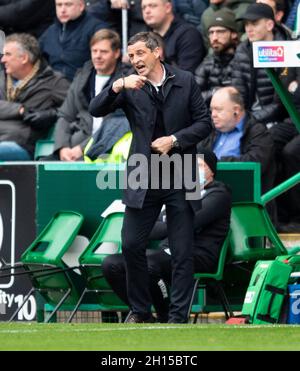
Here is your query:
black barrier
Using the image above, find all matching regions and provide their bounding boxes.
[0,165,36,320]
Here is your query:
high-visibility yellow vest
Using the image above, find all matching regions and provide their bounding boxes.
[84,131,132,164]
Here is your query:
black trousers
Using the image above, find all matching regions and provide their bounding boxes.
[121,188,194,323]
[102,250,171,322]
[102,247,218,322]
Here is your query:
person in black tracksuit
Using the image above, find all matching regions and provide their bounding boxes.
[101,148,232,322]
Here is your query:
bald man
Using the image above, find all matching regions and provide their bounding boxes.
[200,86,276,195]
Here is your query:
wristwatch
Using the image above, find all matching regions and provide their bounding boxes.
[171,135,180,149]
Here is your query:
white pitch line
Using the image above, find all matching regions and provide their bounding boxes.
[1,323,298,334]
[0,325,194,334]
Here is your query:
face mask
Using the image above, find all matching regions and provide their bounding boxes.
[199,167,206,186]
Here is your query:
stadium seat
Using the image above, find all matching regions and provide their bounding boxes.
[9,211,88,323]
[34,125,56,160]
[188,232,233,323]
[34,139,55,160]
[68,212,129,322]
[228,202,300,263]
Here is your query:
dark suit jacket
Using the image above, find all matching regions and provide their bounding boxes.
[89,63,212,209]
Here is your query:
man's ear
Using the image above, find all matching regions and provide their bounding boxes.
[233,104,241,115]
[21,52,29,65]
[266,19,275,32]
[115,48,121,60]
[153,47,160,60]
[165,1,173,15]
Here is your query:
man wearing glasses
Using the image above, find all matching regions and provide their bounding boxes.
[194,8,239,107]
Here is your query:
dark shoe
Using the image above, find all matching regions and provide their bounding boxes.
[168,317,188,324]
[125,313,156,323]
[156,315,168,323]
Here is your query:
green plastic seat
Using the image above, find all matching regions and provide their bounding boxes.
[188,232,233,322]
[68,212,128,322]
[229,202,288,263]
[34,139,55,160]
[10,211,87,322]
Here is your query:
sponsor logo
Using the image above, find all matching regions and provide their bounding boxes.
[0,289,36,320]
[258,46,284,63]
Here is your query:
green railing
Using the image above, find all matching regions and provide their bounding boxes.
[265,68,300,133]
[261,172,300,205]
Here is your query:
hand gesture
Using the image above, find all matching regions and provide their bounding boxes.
[112,75,147,93]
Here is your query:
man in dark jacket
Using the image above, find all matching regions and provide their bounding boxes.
[194,8,239,106]
[39,0,107,81]
[141,0,205,72]
[0,0,55,37]
[52,29,130,161]
[200,86,276,194]
[231,3,292,126]
[89,32,211,323]
[102,149,232,322]
[0,33,69,160]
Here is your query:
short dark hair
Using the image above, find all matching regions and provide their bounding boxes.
[128,32,160,51]
[5,33,40,64]
[90,29,121,51]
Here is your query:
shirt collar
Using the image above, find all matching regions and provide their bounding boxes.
[149,64,166,89]
[216,115,245,136]
[235,115,245,132]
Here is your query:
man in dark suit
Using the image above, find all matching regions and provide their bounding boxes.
[102,150,232,323]
[89,31,211,323]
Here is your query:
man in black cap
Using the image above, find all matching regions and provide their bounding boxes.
[101,148,232,322]
[231,2,292,127]
[194,8,240,106]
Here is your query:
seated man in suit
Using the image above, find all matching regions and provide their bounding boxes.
[102,148,232,322]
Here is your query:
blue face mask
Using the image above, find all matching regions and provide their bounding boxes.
[199,167,206,186]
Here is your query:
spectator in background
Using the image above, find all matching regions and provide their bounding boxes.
[256,0,292,38]
[200,0,254,48]
[0,33,69,160]
[199,87,276,195]
[257,0,286,23]
[87,1,147,39]
[172,0,209,26]
[51,29,130,162]
[40,0,107,81]
[0,0,55,38]
[194,8,239,106]
[231,3,292,127]
[141,0,206,72]
[285,0,300,34]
